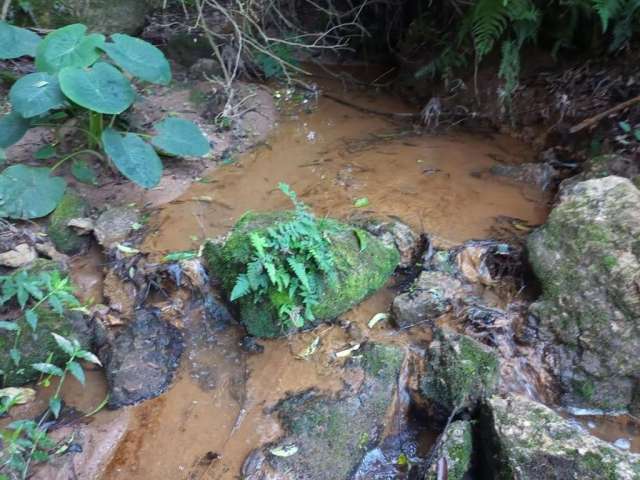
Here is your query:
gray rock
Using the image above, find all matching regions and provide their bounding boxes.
[241,343,405,480]
[100,309,184,409]
[392,271,462,328]
[94,207,139,248]
[527,176,640,411]
[27,0,155,34]
[490,162,559,190]
[361,218,421,269]
[424,421,473,480]
[479,393,640,479]
[419,328,499,418]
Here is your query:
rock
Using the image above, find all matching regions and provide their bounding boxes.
[102,269,137,320]
[240,336,264,354]
[359,217,421,269]
[419,328,499,418]
[31,410,131,480]
[189,58,225,80]
[48,192,90,255]
[564,154,640,189]
[424,421,473,480]
[0,308,93,387]
[0,243,37,268]
[392,271,462,328]
[490,162,559,190]
[94,206,139,248]
[99,309,184,409]
[241,343,405,480]
[479,394,640,479]
[27,0,155,34]
[527,176,640,411]
[203,212,399,338]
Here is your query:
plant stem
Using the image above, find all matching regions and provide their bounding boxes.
[88,112,103,150]
[50,149,104,172]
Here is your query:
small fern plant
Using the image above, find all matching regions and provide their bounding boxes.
[229,183,336,329]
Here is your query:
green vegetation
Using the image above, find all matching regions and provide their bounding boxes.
[0,266,100,479]
[0,21,211,220]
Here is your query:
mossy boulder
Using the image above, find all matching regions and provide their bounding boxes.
[48,192,89,255]
[26,0,155,34]
[425,421,473,480]
[242,343,405,480]
[420,328,499,418]
[479,394,640,480]
[203,212,400,338]
[527,176,640,411]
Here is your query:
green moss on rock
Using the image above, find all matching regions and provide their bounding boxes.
[479,394,640,480]
[48,192,89,255]
[203,212,400,337]
[420,328,499,412]
[425,421,473,480]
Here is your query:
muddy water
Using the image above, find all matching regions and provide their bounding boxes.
[71,84,552,479]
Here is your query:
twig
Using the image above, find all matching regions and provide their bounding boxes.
[569,95,640,134]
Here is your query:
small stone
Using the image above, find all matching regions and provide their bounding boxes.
[94,207,140,248]
[614,438,632,450]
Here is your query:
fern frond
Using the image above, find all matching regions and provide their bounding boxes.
[592,0,624,31]
[287,257,311,290]
[470,0,510,60]
[230,274,251,301]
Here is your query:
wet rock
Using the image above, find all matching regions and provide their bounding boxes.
[424,421,473,480]
[48,192,90,255]
[242,343,404,480]
[479,393,640,479]
[102,269,137,320]
[31,410,131,480]
[562,154,640,190]
[27,0,155,34]
[0,243,37,268]
[359,217,421,269]
[490,162,559,190]
[527,176,640,411]
[392,271,462,328]
[99,309,184,409]
[94,206,139,248]
[203,213,399,338]
[241,336,264,354]
[419,328,499,419]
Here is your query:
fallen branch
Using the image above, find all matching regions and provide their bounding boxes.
[569,95,640,134]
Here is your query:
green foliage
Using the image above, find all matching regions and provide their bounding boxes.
[230,184,336,328]
[0,22,211,220]
[0,165,66,220]
[256,43,297,79]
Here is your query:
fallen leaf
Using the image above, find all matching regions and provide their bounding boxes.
[116,244,140,255]
[368,313,389,329]
[335,343,361,358]
[0,387,36,405]
[296,336,320,359]
[354,197,370,208]
[270,444,299,457]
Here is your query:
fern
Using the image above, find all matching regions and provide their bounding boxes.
[592,0,624,31]
[230,274,251,301]
[469,0,511,60]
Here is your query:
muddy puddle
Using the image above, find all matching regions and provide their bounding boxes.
[40,81,571,478]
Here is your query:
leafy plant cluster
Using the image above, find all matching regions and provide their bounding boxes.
[230,183,336,328]
[0,270,100,479]
[411,0,640,108]
[0,21,211,220]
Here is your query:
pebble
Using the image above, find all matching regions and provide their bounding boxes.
[614,438,631,450]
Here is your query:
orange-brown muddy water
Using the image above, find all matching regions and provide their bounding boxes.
[65,83,557,479]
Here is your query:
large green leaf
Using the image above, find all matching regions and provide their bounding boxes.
[101,34,171,85]
[0,165,66,219]
[59,63,135,114]
[0,111,30,148]
[151,118,210,157]
[35,24,105,74]
[0,22,41,59]
[9,72,65,118]
[101,128,162,188]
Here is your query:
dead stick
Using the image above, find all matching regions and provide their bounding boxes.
[569,95,640,134]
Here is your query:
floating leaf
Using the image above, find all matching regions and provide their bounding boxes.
[367,312,389,329]
[71,158,98,185]
[354,197,370,208]
[335,343,361,358]
[151,118,210,157]
[0,111,31,148]
[34,144,57,160]
[269,444,299,457]
[0,22,41,59]
[9,72,65,118]
[0,165,66,219]
[101,34,171,85]
[102,128,162,188]
[35,24,104,74]
[59,63,135,114]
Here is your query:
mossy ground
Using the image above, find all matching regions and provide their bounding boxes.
[203,211,400,337]
[48,192,89,255]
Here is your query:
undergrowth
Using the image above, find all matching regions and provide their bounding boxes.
[230,183,336,329]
